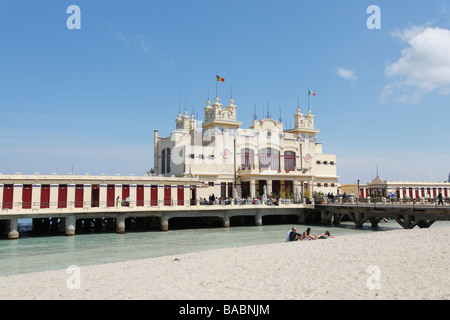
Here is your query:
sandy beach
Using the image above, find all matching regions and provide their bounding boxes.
[0,227,449,300]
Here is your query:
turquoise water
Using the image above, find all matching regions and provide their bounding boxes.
[1,220,449,277]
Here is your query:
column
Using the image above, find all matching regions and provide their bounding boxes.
[184,185,190,206]
[115,184,122,207]
[83,184,92,208]
[8,218,19,239]
[0,184,3,208]
[65,215,76,236]
[32,184,41,209]
[223,215,230,228]
[267,179,272,196]
[67,184,76,209]
[99,184,107,207]
[250,179,256,199]
[255,211,263,226]
[158,184,164,207]
[130,184,137,207]
[144,184,151,207]
[160,215,169,231]
[116,215,126,234]
[49,184,59,209]
[13,184,23,210]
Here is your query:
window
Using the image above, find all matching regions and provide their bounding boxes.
[259,148,280,170]
[317,183,322,187]
[161,148,171,174]
[324,183,328,187]
[323,161,328,165]
[190,154,195,159]
[161,149,166,174]
[166,148,171,173]
[330,161,335,165]
[241,148,254,169]
[316,161,321,165]
[284,151,295,171]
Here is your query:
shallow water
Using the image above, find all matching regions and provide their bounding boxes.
[1,219,449,276]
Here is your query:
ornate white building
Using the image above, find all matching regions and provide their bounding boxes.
[154,96,339,201]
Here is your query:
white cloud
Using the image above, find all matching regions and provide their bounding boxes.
[335,67,357,81]
[383,26,450,103]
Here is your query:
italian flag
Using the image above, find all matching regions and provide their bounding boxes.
[308,89,316,96]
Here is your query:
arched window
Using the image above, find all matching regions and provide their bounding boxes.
[259,148,280,170]
[284,151,295,172]
[241,148,254,170]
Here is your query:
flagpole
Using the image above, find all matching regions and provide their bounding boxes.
[216,74,218,98]
[308,88,310,111]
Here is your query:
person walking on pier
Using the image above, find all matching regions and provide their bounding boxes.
[437,192,444,205]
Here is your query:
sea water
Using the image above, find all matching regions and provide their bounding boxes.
[1,219,449,276]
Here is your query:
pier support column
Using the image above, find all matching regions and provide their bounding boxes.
[298,212,306,224]
[160,215,169,232]
[116,215,126,234]
[320,210,333,225]
[8,218,19,240]
[223,215,230,228]
[65,216,76,236]
[255,211,263,226]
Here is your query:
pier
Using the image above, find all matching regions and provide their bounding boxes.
[0,201,313,239]
[315,200,450,229]
[1,198,450,239]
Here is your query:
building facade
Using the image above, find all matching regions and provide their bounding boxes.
[342,177,450,199]
[154,96,339,201]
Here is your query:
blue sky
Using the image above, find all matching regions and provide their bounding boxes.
[1,0,449,184]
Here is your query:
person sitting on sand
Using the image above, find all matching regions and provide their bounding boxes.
[317,230,331,239]
[286,227,303,242]
[303,228,317,240]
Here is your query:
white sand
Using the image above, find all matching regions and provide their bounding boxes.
[1,227,449,300]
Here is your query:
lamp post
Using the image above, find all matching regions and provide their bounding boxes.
[357,179,360,202]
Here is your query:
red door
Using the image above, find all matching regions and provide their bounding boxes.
[75,185,84,208]
[91,185,100,207]
[107,185,115,207]
[122,185,130,206]
[41,185,50,208]
[58,185,68,208]
[177,186,184,206]
[150,186,158,206]
[137,185,144,207]
[164,185,171,206]
[2,184,14,209]
[22,185,32,209]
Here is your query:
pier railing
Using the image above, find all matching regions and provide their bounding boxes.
[322,197,450,208]
[0,197,306,215]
